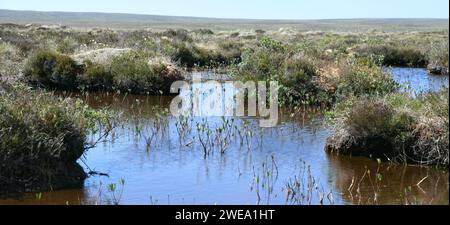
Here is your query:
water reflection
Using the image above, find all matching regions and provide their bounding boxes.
[327,154,449,205]
[0,69,448,205]
[388,67,449,95]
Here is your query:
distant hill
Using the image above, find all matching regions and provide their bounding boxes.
[0,9,448,32]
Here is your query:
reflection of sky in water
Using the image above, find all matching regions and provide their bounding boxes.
[178,82,238,117]
[79,68,449,205]
[387,67,449,96]
[1,69,448,205]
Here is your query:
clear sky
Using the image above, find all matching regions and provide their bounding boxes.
[0,0,448,20]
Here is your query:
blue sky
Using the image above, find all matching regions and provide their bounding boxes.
[0,0,448,19]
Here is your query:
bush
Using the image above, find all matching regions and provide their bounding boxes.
[233,36,332,106]
[110,52,166,94]
[171,43,235,68]
[280,58,332,105]
[191,29,214,35]
[0,84,109,193]
[235,36,286,80]
[218,41,243,64]
[161,29,191,42]
[171,44,202,68]
[56,37,78,54]
[24,50,80,89]
[335,59,399,97]
[356,45,427,67]
[79,60,113,90]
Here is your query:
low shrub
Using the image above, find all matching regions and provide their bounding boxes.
[110,51,163,93]
[24,49,182,94]
[24,49,80,89]
[233,36,331,105]
[0,42,23,78]
[218,41,243,64]
[110,51,182,94]
[234,36,286,80]
[356,44,427,67]
[79,60,113,90]
[161,29,191,42]
[56,37,78,54]
[171,43,236,68]
[191,29,214,35]
[335,59,399,98]
[280,58,332,105]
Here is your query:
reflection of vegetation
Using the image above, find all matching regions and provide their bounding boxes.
[251,155,279,205]
[284,161,334,205]
[107,179,125,205]
[0,22,448,200]
[327,154,449,205]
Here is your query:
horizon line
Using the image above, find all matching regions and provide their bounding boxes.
[1,8,449,21]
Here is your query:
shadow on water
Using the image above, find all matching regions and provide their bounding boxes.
[0,69,448,205]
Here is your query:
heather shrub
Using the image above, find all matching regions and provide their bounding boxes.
[110,51,163,93]
[24,49,80,89]
[356,44,427,67]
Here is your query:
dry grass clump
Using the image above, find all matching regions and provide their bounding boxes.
[326,88,449,167]
[0,42,24,79]
[0,83,111,193]
[427,39,449,75]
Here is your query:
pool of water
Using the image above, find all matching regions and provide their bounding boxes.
[0,69,448,205]
[388,67,449,95]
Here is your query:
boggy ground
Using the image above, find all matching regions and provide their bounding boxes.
[0,23,448,194]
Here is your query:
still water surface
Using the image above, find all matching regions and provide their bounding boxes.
[0,68,448,205]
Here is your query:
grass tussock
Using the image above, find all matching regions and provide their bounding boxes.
[427,40,449,75]
[326,88,449,167]
[0,83,111,193]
